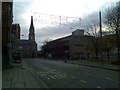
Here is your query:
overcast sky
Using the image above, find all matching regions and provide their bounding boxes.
[13,0,118,50]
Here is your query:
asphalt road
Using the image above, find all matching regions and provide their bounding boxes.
[24,58,119,88]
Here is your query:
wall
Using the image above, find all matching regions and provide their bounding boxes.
[69,35,95,59]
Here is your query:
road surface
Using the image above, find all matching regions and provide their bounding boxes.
[24,58,119,88]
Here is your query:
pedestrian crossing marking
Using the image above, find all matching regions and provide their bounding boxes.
[80,80,87,83]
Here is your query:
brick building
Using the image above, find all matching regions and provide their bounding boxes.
[2,1,13,68]
[12,24,20,39]
[11,24,20,50]
[42,29,95,60]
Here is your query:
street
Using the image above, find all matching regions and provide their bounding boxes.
[24,58,119,88]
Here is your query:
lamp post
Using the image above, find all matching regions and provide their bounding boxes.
[99,11,103,65]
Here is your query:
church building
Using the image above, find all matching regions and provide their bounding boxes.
[18,16,37,58]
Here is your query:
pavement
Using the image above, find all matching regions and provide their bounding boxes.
[2,61,46,88]
[66,59,120,71]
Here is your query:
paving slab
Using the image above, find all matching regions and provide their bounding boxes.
[15,82,25,88]
[2,62,43,88]
[3,81,11,88]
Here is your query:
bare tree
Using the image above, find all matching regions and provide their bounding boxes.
[42,38,52,46]
[102,33,115,59]
[41,38,52,58]
[84,22,100,60]
[105,1,120,64]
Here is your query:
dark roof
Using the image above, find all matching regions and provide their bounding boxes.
[72,29,84,33]
[48,34,94,43]
[49,35,71,43]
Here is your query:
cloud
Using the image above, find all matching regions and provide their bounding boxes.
[34,8,110,50]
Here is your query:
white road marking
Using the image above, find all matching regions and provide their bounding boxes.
[47,77,50,80]
[80,80,87,83]
[96,86,101,88]
[106,77,112,80]
[49,76,56,79]
[54,75,60,78]
[70,75,75,78]
[105,77,120,83]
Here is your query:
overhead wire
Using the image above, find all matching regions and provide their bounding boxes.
[13,4,81,25]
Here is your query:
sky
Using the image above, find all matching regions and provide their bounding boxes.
[13,0,118,50]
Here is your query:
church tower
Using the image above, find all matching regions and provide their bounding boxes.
[29,16,35,41]
[19,16,37,58]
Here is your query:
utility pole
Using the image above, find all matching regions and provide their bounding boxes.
[59,16,61,25]
[99,11,103,65]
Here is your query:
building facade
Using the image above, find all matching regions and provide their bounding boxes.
[69,30,95,59]
[42,29,95,60]
[12,24,20,39]
[2,2,13,68]
[0,1,1,49]
[19,16,37,58]
[11,24,20,50]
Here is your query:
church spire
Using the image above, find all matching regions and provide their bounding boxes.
[29,16,35,40]
[30,16,34,28]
